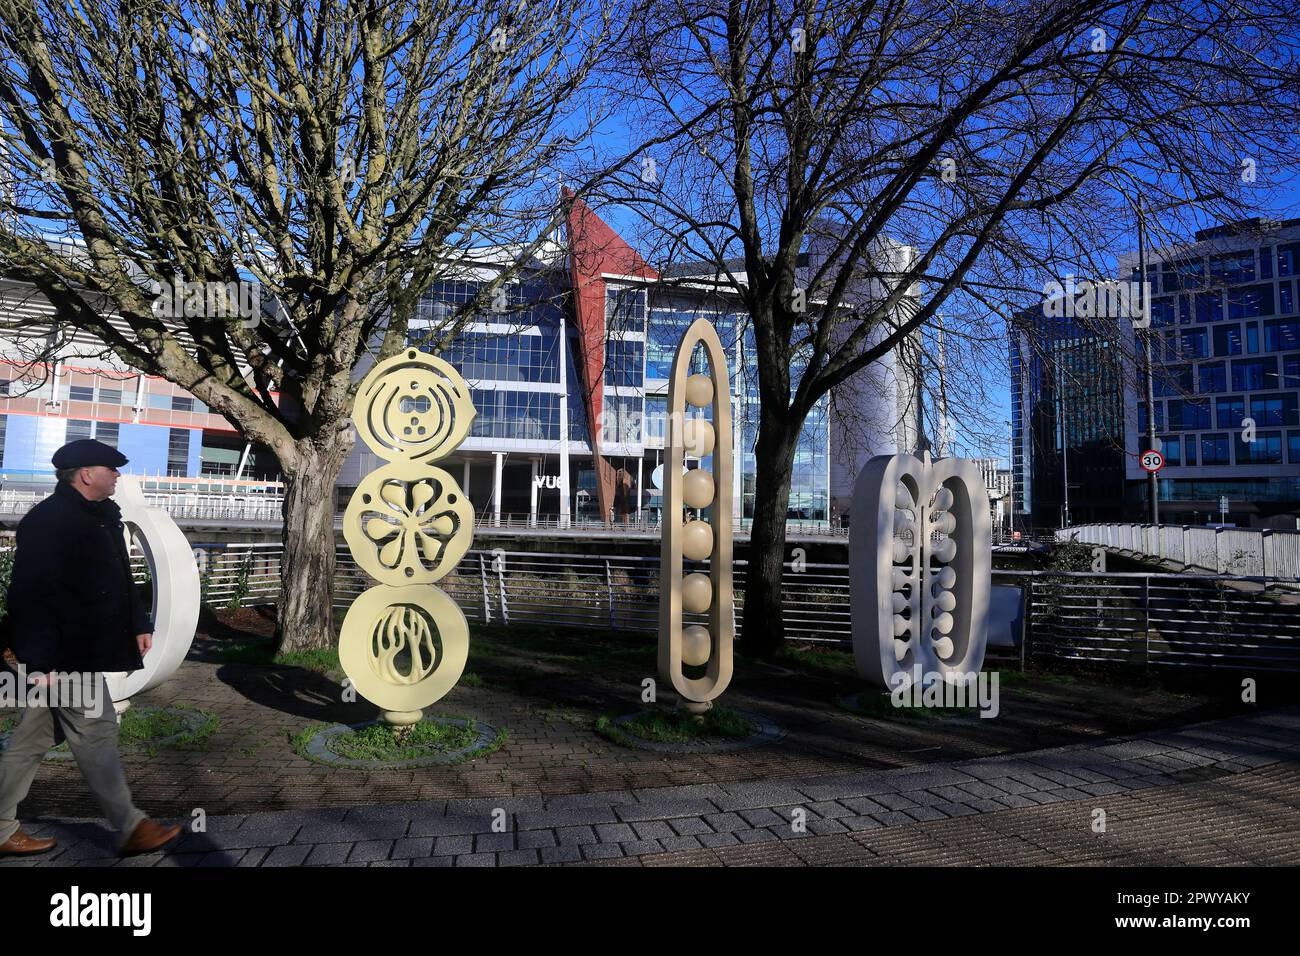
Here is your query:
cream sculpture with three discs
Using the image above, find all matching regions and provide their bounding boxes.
[340,348,477,726]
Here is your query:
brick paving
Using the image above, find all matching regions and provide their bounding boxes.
[5,707,1297,868]
[0,616,1261,821]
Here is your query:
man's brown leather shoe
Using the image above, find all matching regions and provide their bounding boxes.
[120,819,183,855]
[0,828,57,855]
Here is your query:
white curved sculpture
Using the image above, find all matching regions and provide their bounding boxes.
[105,475,201,706]
[850,451,991,689]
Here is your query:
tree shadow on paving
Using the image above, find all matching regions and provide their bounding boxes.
[185,605,278,664]
[214,662,377,723]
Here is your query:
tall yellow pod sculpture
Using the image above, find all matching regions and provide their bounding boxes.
[340,348,477,726]
[658,319,734,714]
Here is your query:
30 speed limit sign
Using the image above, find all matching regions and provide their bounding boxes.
[1140,449,1165,473]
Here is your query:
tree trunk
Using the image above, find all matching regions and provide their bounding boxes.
[741,410,798,658]
[275,428,354,654]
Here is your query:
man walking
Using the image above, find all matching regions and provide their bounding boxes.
[0,439,183,857]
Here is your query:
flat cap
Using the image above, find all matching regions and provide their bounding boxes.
[51,438,129,470]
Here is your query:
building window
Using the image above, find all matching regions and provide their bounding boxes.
[1261,247,1274,279]
[443,329,560,384]
[1167,399,1210,431]
[96,421,119,447]
[605,286,646,333]
[1263,318,1300,352]
[1231,357,1279,391]
[1235,431,1283,465]
[468,389,560,441]
[1200,433,1229,465]
[1249,393,1298,427]
[0,414,6,461]
[1279,242,1300,277]
[1195,292,1223,323]
[98,387,122,405]
[600,394,642,444]
[171,396,194,412]
[1198,362,1226,393]
[1289,430,1300,463]
[646,309,698,380]
[604,338,645,388]
[1227,284,1274,320]
[644,394,667,442]
[1177,328,1209,359]
[1284,354,1300,388]
[1216,396,1245,429]
[167,428,191,476]
[1213,324,1243,356]
[67,419,92,441]
[1210,251,1256,285]
[1282,280,1295,316]
[1160,436,1181,465]
[69,385,94,402]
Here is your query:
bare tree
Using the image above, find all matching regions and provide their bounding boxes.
[0,0,609,651]
[594,0,1300,654]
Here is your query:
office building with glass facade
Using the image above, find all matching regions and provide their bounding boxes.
[340,199,920,528]
[1010,304,1128,532]
[0,297,280,490]
[1117,219,1300,527]
[1012,217,1300,532]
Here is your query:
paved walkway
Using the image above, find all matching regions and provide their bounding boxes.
[1,618,1251,820]
[7,707,1297,867]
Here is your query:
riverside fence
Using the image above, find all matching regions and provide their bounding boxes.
[178,541,1300,674]
[1060,523,1300,578]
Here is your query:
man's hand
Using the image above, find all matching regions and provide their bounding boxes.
[137,633,153,656]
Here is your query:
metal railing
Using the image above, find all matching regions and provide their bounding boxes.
[0,488,285,523]
[1060,523,1300,577]
[175,539,1300,672]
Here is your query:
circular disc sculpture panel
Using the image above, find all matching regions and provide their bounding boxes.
[340,349,477,725]
[849,451,991,690]
[658,319,735,714]
[105,476,200,707]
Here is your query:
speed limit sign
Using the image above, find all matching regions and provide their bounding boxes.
[1140,449,1165,473]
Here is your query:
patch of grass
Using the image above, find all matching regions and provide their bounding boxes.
[594,714,633,747]
[0,714,16,735]
[331,718,477,761]
[460,671,483,688]
[274,646,341,675]
[216,641,275,665]
[601,706,758,745]
[779,644,857,677]
[216,640,340,676]
[845,691,975,721]
[290,716,508,766]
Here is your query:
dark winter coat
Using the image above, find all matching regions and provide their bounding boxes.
[3,481,151,673]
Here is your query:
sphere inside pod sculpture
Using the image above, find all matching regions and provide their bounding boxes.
[848,451,992,693]
[658,323,735,716]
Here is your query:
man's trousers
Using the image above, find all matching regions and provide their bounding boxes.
[0,673,146,848]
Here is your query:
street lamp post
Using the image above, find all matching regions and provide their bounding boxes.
[1136,197,1160,526]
